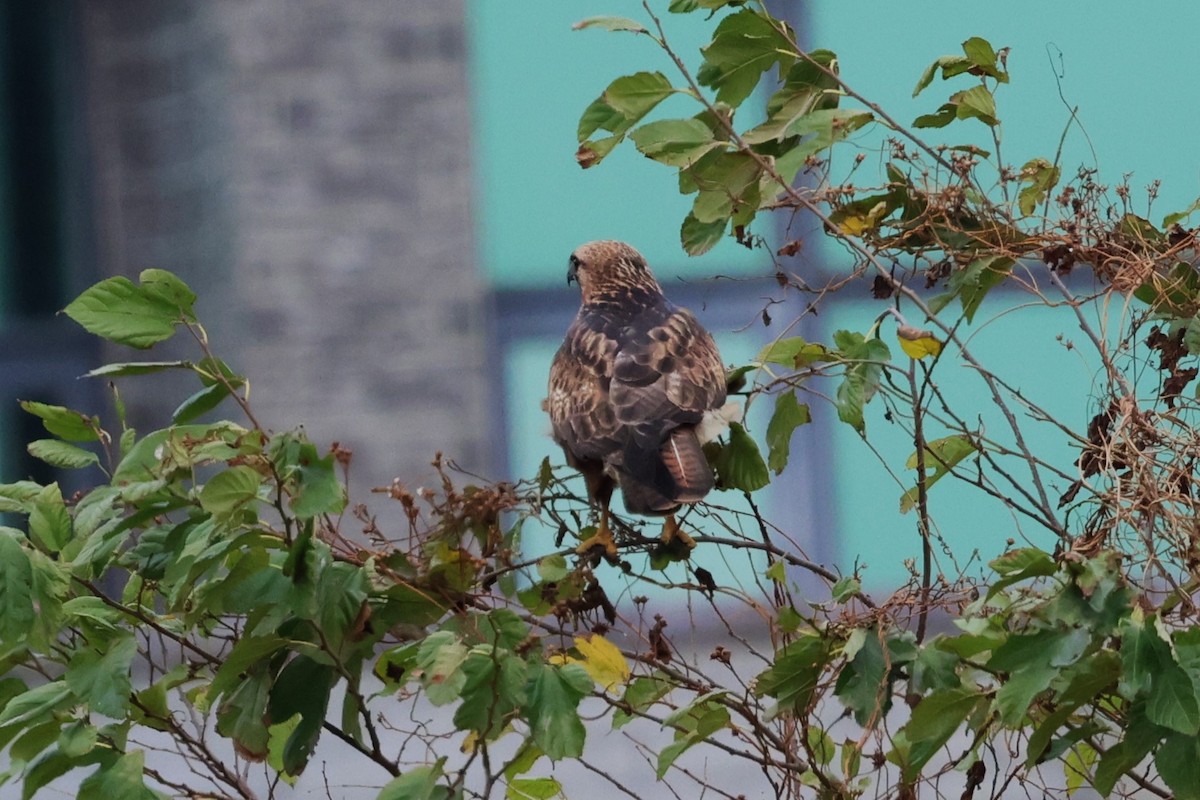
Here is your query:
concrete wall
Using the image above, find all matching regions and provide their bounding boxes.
[78,1,491,506]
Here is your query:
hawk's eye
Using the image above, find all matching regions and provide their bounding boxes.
[569,254,582,269]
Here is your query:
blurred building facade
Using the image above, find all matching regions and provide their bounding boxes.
[1,1,492,498]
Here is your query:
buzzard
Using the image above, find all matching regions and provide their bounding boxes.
[545,240,734,557]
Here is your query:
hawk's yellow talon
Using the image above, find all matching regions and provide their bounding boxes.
[660,515,695,550]
[576,510,618,558]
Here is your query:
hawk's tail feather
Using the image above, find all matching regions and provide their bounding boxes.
[617,426,713,516]
[661,427,713,503]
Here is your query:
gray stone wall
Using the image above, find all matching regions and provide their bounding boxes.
[78,1,490,513]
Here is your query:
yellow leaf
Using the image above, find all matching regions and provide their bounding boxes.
[835,201,888,236]
[573,634,630,692]
[896,324,943,359]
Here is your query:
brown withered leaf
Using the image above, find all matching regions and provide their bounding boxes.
[648,614,672,663]
[1147,326,1187,373]
[776,239,803,258]
[1042,243,1076,274]
[576,144,600,169]
[1168,224,1194,248]
[1162,366,1198,408]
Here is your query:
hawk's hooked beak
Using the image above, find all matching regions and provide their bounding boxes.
[567,256,579,286]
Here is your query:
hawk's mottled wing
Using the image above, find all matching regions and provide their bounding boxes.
[546,322,621,465]
[608,304,724,444]
[547,296,726,512]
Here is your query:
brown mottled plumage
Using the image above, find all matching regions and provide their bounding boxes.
[546,241,727,556]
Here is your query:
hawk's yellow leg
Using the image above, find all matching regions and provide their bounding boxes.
[576,506,618,558]
[660,514,696,549]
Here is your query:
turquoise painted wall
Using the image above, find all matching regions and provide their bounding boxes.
[470,2,1200,587]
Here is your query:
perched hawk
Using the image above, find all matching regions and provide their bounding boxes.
[545,240,733,557]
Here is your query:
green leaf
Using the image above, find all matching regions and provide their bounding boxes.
[776,606,802,633]
[216,668,272,760]
[669,0,742,11]
[1148,658,1200,735]
[1157,732,1200,799]
[754,337,832,367]
[764,559,786,583]
[985,548,1057,600]
[1064,742,1097,796]
[951,85,998,126]
[506,777,562,800]
[313,561,369,646]
[26,439,99,470]
[66,636,137,718]
[912,55,973,97]
[990,628,1089,726]
[198,465,262,519]
[910,645,961,692]
[697,10,796,107]
[290,444,347,519]
[613,675,671,729]
[577,72,674,168]
[806,727,834,767]
[680,212,727,256]
[833,331,890,433]
[835,627,888,726]
[712,422,770,492]
[1017,158,1061,217]
[172,383,232,424]
[416,631,469,706]
[28,483,72,553]
[912,38,1006,98]
[455,649,528,739]
[267,655,336,775]
[139,268,197,319]
[0,680,72,727]
[630,118,719,167]
[536,554,568,583]
[656,697,730,778]
[692,189,733,223]
[746,106,873,151]
[765,390,810,474]
[0,481,42,513]
[961,37,1007,81]
[761,50,841,120]
[63,274,188,349]
[0,532,34,646]
[210,635,288,701]
[1164,196,1200,228]
[572,16,646,33]
[913,102,957,129]
[1057,649,1121,708]
[266,715,301,785]
[77,750,158,800]
[1120,614,1160,696]
[377,759,451,800]
[84,360,193,378]
[522,662,590,761]
[898,688,982,782]
[754,632,829,717]
[18,401,100,442]
[899,435,977,514]
[58,720,99,759]
[947,255,1014,323]
[830,576,861,604]
[1093,703,1163,794]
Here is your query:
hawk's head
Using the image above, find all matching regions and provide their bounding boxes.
[567,240,663,304]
